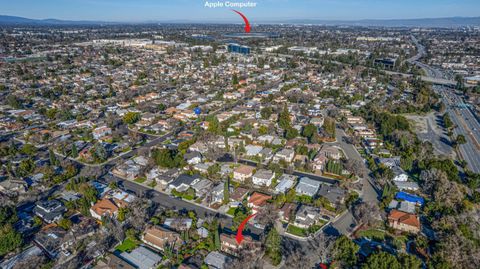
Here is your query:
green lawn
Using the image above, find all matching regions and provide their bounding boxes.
[357,229,387,241]
[116,238,138,252]
[134,177,146,184]
[287,225,308,237]
[226,207,236,216]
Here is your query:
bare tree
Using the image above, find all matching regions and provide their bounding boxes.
[420,169,463,211]
[343,158,367,178]
[352,201,385,228]
[255,203,279,227]
[229,249,265,269]
[126,197,155,230]
[103,216,125,243]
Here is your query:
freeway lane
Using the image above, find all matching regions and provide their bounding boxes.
[438,87,480,173]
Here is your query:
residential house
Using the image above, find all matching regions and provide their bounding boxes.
[106,189,135,208]
[317,184,346,207]
[230,187,249,202]
[279,203,297,222]
[220,233,259,256]
[92,126,112,140]
[0,179,27,195]
[388,209,420,233]
[392,166,408,182]
[275,174,296,193]
[293,205,321,229]
[233,165,255,183]
[210,182,225,205]
[273,148,295,163]
[184,152,202,165]
[204,251,231,269]
[164,218,193,231]
[94,254,135,269]
[295,177,321,197]
[319,145,341,160]
[34,226,67,258]
[252,169,275,187]
[90,198,119,220]
[312,155,327,173]
[191,178,213,198]
[247,192,272,214]
[33,200,66,224]
[142,226,184,251]
[168,174,201,192]
[245,145,263,156]
[394,181,419,191]
[118,246,162,269]
[310,117,324,127]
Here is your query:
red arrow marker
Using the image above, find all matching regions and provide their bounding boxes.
[232,10,251,33]
[236,213,256,244]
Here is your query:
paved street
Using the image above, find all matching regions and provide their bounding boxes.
[100,174,264,237]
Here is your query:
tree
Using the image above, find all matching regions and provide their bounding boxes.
[223,180,230,203]
[302,123,318,142]
[214,223,221,250]
[352,202,384,227]
[398,253,422,269]
[49,149,59,166]
[0,224,22,256]
[455,134,467,145]
[344,158,367,178]
[285,127,299,139]
[362,252,401,269]
[278,105,291,130]
[152,148,181,168]
[333,235,359,267]
[122,112,141,124]
[71,143,78,158]
[443,113,453,129]
[207,116,221,135]
[261,107,273,120]
[92,142,108,162]
[265,227,282,265]
[323,117,336,138]
[232,73,239,85]
[58,218,73,230]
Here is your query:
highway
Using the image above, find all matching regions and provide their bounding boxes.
[409,35,480,173]
[438,88,480,173]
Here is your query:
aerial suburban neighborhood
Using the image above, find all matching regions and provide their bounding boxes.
[0,1,480,269]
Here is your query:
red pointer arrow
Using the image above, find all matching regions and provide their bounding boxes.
[232,10,251,33]
[236,213,256,244]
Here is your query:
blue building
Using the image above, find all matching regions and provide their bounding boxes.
[227,43,250,55]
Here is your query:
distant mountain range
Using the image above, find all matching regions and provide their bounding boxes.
[0,15,113,25]
[1,14,479,28]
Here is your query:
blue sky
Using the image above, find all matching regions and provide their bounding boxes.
[1,0,479,22]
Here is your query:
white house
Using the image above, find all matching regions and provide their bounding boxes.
[252,169,275,187]
[273,148,295,163]
[245,145,263,156]
[233,165,255,183]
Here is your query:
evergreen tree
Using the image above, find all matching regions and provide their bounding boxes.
[214,224,221,250]
[278,105,291,130]
[265,227,282,265]
[49,149,58,166]
[223,180,230,203]
[71,143,78,158]
[333,235,359,267]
